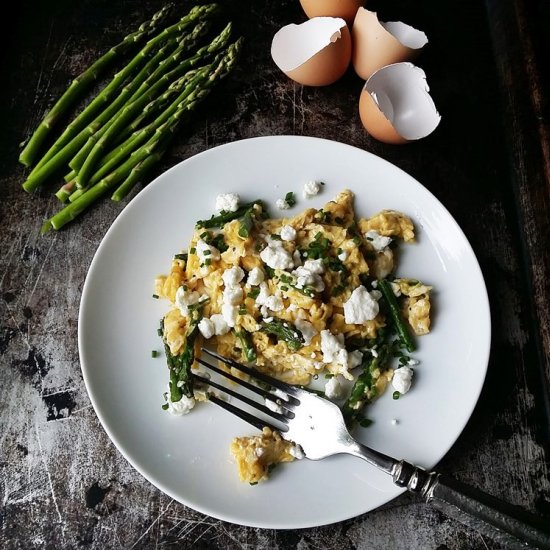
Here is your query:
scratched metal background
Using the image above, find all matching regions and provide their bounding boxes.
[1,0,549,548]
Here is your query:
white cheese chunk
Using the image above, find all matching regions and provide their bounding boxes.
[276,198,290,210]
[260,240,294,270]
[167,385,195,416]
[215,193,240,213]
[264,295,284,312]
[247,267,264,286]
[198,318,215,339]
[175,286,200,317]
[210,314,230,336]
[343,286,381,324]
[295,319,317,345]
[196,239,221,263]
[324,375,346,400]
[222,266,245,286]
[280,225,297,241]
[303,180,321,198]
[365,230,392,251]
[392,366,414,394]
[223,285,243,305]
[221,304,238,327]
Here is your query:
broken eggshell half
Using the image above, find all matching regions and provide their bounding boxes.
[299,0,365,24]
[358,62,441,144]
[352,8,428,80]
[271,17,352,86]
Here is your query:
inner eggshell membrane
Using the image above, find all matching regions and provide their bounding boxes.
[363,63,440,141]
[381,21,428,49]
[271,17,348,72]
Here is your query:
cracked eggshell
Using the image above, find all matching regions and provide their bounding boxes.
[300,0,364,24]
[271,17,351,86]
[358,62,441,144]
[352,8,428,80]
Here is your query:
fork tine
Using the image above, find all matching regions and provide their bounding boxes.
[202,348,300,399]
[207,394,281,432]
[194,374,290,425]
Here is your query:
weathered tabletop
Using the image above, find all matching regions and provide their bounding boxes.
[1,0,549,548]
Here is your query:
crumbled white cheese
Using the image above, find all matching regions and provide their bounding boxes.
[198,318,215,339]
[392,366,414,394]
[303,180,321,198]
[292,249,302,267]
[264,398,284,414]
[221,304,238,327]
[247,267,264,286]
[324,375,346,400]
[338,250,348,262]
[167,388,195,416]
[222,266,245,286]
[292,259,325,292]
[196,239,221,263]
[215,192,240,213]
[365,230,392,251]
[276,198,290,210]
[280,225,297,242]
[175,286,200,316]
[260,239,294,270]
[343,286,381,324]
[223,285,243,305]
[320,330,345,363]
[390,281,401,297]
[295,319,317,345]
[289,444,305,459]
[408,358,420,366]
[255,282,271,306]
[264,295,284,312]
[210,314,230,336]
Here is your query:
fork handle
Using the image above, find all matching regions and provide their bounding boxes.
[392,461,550,549]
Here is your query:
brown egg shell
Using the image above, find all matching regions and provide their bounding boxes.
[352,8,427,80]
[286,24,352,87]
[300,0,364,24]
[358,88,408,145]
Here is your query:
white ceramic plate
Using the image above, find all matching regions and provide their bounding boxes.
[79,136,491,529]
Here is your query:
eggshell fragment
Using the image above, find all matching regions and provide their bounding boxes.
[352,8,428,80]
[271,17,351,86]
[300,0,364,24]
[358,62,441,144]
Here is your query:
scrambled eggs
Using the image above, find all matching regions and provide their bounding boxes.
[155,189,432,483]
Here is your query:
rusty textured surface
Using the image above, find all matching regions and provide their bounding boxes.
[1,0,549,548]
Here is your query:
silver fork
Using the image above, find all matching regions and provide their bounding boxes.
[196,349,550,549]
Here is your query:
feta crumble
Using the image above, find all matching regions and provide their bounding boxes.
[247,267,264,286]
[175,286,200,316]
[221,304,238,327]
[210,314,230,336]
[276,198,290,210]
[223,285,243,305]
[167,390,195,416]
[215,193,240,213]
[280,225,297,242]
[343,286,381,324]
[222,266,245,286]
[198,318,215,339]
[365,230,392,251]
[292,259,325,292]
[392,366,414,394]
[260,239,294,270]
[303,180,321,198]
[338,250,348,262]
[324,375,346,400]
[295,319,317,345]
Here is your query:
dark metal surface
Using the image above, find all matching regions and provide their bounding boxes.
[1,0,549,548]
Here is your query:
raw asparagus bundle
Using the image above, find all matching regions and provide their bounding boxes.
[18,3,243,233]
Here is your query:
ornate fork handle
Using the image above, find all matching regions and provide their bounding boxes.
[353,440,550,550]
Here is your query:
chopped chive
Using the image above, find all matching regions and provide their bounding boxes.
[174,253,188,261]
[285,192,296,207]
[203,249,211,256]
[189,247,196,254]
[151,350,159,358]
[152,294,159,299]
[359,417,373,428]
[204,258,212,266]
[161,403,169,411]
[270,233,282,241]
[393,391,401,400]
[247,288,260,299]
[280,285,289,292]
[238,304,247,315]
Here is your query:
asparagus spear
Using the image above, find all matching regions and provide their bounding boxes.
[110,151,163,202]
[196,199,264,230]
[23,3,220,184]
[260,319,304,352]
[234,329,257,362]
[18,4,173,168]
[377,279,415,352]
[76,22,233,188]
[342,343,391,427]
[68,19,212,173]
